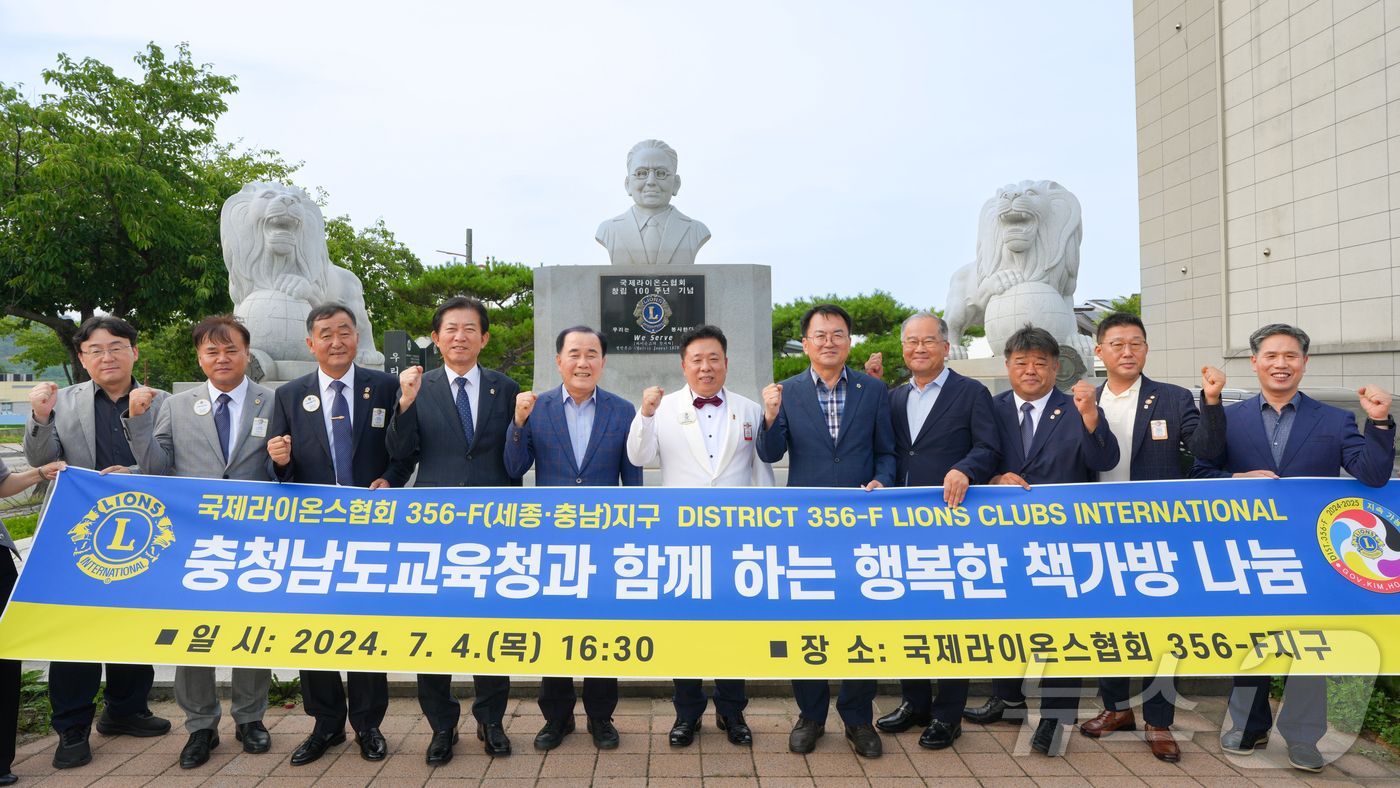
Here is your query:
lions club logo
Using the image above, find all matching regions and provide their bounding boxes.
[1317,497,1400,594]
[68,491,174,583]
[633,293,672,335]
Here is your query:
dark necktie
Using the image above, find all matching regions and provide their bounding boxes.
[693,395,723,409]
[1020,401,1036,461]
[330,380,353,486]
[455,377,475,448]
[214,393,232,463]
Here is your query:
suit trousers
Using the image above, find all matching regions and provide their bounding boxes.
[174,666,269,734]
[1100,676,1177,727]
[792,679,876,726]
[472,675,510,725]
[898,678,972,725]
[1,552,19,773]
[299,670,387,734]
[49,658,155,733]
[539,677,618,722]
[1229,675,1326,745]
[416,674,460,732]
[989,678,1079,723]
[673,679,747,721]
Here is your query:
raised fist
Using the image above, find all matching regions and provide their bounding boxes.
[515,391,538,427]
[762,383,783,426]
[1358,384,1393,422]
[640,386,664,417]
[28,381,58,423]
[128,386,159,418]
[1201,365,1226,404]
[267,434,292,467]
[399,365,424,411]
[1071,379,1099,431]
[864,352,884,379]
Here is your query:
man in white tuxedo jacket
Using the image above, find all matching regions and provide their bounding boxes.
[625,325,772,749]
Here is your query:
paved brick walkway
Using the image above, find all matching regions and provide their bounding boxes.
[8,694,1400,786]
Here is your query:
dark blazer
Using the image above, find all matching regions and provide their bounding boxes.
[504,386,642,486]
[891,369,1001,486]
[1096,375,1226,481]
[386,365,520,487]
[1192,392,1395,486]
[757,367,896,488]
[992,387,1119,484]
[268,365,413,487]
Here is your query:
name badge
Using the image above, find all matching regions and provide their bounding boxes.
[679,410,696,425]
[1150,419,1169,440]
[302,395,321,413]
[192,399,211,416]
[371,407,387,428]
[251,417,268,438]
[743,421,753,441]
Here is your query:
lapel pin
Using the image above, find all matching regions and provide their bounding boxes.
[253,397,262,406]
[489,388,496,395]
[1050,408,1061,419]
[362,387,370,400]
[855,382,863,389]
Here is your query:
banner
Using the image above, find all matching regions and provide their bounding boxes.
[0,467,1396,679]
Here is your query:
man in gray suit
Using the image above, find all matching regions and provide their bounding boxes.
[595,139,711,265]
[24,315,172,769]
[125,315,275,770]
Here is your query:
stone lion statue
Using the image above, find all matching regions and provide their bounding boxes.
[221,183,383,378]
[943,180,1090,366]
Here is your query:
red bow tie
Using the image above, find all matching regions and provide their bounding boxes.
[693,395,723,409]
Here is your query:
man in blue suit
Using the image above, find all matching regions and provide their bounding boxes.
[961,325,1119,758]
[756,303,896,759]
[1193,323,1394,773]
[871,312,1001,751]
[505,326,641,751]
[1078,312,1228,762]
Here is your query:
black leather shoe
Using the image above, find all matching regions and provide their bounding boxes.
[717,713,752,746]
[669,717,700,747]
[290,730,346,766]
[533,717,574,751]
[235,721,271,754]
[52,724,92,769]
[845,723,883,758]
[962,696,1027,725]
[179,728,219,769]
[479,722,512,756]
[426,728,459,765]
[587,717,620,750]
[876,701,933,733]
[1220,728,1270,755]
[1031,718,1069,756]
[0,772,16,785]
[918,719,962,750]
[95,709,171,738]
[355,727,387,761]
[788,717,824,753]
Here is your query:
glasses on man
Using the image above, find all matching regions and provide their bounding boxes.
[1103,340,1147,353]
[80,345,134,360]
[901,337,946,349]
[631,167,672,181]
[805,331,849,345]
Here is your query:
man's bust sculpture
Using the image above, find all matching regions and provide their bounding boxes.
[596,139,710,265]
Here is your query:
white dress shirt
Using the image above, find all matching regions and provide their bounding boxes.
[690,387,730,471]
[207,377,250,459]
[1098,376,1142,483]
[443,362,482,433]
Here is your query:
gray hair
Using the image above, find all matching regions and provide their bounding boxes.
[1249,323,1310,355]
[626,139,678,172]
[901,311,948,342]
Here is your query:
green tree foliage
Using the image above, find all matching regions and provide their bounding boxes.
[0,317,73,381]
[325,216,425,339]
[1106,293,1141,317]
[771,291,920,385]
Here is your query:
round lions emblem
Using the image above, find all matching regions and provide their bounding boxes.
[634,293,673,335]
[68,491,175,583]
[1317,497,1400,593]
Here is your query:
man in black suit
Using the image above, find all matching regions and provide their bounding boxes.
[1077,312,1227,762]
[961,325,1119,757]
[386,295,519,762]
[266,303,413,767]
[871,312,1000,751]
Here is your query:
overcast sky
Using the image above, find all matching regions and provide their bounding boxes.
[1,1,1140,311]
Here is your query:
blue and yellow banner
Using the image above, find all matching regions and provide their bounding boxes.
[0,468,1396,678]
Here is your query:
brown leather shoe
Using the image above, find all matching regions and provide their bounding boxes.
[1144,724,1180,762]
[1079,708,1136,737]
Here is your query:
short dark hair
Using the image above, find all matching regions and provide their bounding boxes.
[1096,312,1147,342]
[73,315,138,350]
[556,325,608,356]
[1003,324,1060,358]
[305,303,356,334]
[680,325,728,356]
[432,296,490,335]
[192,315,251,349]
[1249,323,1310,355]
[800,303,852,337]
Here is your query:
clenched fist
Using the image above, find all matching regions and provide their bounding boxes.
[1358,384,1393,422]
[29,381,58,423]
[128,386,159,418]
[515,391,538,427]
[640,386,664,417]
[1201,365,1226,404]
[267,434,292,467]
[399,365,424,411]
[762,383,783,426]
[864,352,884,379]
[1071,379,1099,431]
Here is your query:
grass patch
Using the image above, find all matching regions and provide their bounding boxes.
[18,669,51,736]
[0,427,23,443]
[3,512,37,540]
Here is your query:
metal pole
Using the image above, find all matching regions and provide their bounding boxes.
[465,228,474,267]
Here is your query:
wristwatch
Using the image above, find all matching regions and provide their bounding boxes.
[1366,416,1395,429]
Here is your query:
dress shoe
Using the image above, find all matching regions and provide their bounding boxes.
[426,728,459,765]
[289,730,346,766]
[717,713,752,746]
[0,772,16,785]
[1030,718,1069,756]
[95,709,171,737]
[918,719,962,750]
[1219,728,1270,755]
[588,717,620,750]
[962,696,1027,725]
[179,728,219,769]
[1287,741,1324,772]
[788,717,824,753]
[1144,724,1180,762]
[533,717,574,751]
[844,723,883,758]
[235,720,271,754]
[669,717,700,747]
[355,727,387,761]
[876,701,932,733]
[1079,708,1136,737]
[478,722,512,756]
[52,724,92,769]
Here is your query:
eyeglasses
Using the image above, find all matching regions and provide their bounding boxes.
[901,337,946,349]
[1103,340,1147,353]
[80,345,134,360]
[631,167,672,181]
[805,331,849,345]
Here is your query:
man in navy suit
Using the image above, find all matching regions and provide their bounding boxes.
[505,326,641,751]
[1077,312,1228,762]
[961,325,1119,758]
[1193,323,1394,773]
[871,312,1001,752]
[756,303,896,759]
[387,296,520,762]
[266,303,413,767]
